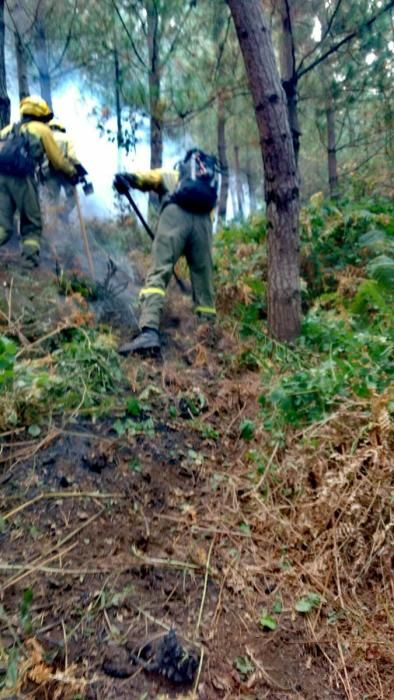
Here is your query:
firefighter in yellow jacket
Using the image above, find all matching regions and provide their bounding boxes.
[0,96,77,267]
[114,149,218,355]
[43,118,87,222]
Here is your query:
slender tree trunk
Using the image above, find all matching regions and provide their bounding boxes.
[35,13,52,108]
[15,30,30,100]
[147,3,162,170]
[326,96,339,199]
[245,148,257,212]
[0,0,10,128]
[113,42,123,170]
[227,0,301,342]
[234,144,244,220]
[279,0,300,164]
[217,94,229,220]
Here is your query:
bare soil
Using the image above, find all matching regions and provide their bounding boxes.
[1,251,391,700]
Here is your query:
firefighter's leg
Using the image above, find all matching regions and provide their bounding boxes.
[185,213,216,321]
[0,176,16,247]
[139,204,191,331]
[62,182,76,220]
[17,177,42,263]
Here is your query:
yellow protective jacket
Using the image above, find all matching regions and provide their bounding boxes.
[131,169,179,196]
[50,130,79,163]
[0,120,76,177]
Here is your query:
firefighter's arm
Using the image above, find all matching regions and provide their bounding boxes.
[129,169,167,193]
[0,125,11,138]
[30,123,76,177]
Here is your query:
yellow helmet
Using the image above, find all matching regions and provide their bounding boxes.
[20,95,53,120]
[49,118,66,132]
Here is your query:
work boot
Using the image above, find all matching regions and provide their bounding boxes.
[21,249,40,269]
[118,328,161,356]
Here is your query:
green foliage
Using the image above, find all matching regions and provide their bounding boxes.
[215,199,393,433]
[20,589,33,635]
[259,611,278,630]
[240,419,255,441]
[234,655,254,678]
[0,336,17,389]
[0,329,125,429]
[259,311,393,430]
[295,593,324,614]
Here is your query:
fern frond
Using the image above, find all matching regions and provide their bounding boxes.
[359,229,394,255]
[368,255,394,293]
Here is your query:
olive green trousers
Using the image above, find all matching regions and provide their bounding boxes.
[139,203,216,331]
[0,174,42,255]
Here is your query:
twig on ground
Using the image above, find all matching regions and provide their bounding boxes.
[2,491,126,521]
[194,537,215,638]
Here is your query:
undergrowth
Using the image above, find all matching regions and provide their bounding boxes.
[216,196,394,435]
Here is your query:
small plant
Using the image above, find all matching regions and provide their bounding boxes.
[240,419,255,441]
[234,654,254,679]
[0,336,17,389]
[295,592,324,614]
[259,610,278,631]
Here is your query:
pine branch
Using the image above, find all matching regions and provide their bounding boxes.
[298,0,394,80]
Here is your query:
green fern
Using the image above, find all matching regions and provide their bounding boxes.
[358,229,394,255]
[351,279,391,315]
[368,255,394,293]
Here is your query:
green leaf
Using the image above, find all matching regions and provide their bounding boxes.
[28,424,41,437]
[239,522,251,535]
[126,397,142,417]
[272,598,283,614]
[295,592,323,613]
[240,419,255,441]
[4,648,19,689]
[234,655,254,677]
[259,612,278,630]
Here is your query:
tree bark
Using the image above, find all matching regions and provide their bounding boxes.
[234,144,244,221]
[245,148,257,212]
[217,93,229,220]
[34,12,53,108]
[15,30,30,100]
[0,0,10,128]
[326,95,339,199]
[279,0,300,164]
[227,0,301,342]
[147,2,163,171]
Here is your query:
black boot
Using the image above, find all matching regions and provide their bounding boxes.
[119,328,161,356]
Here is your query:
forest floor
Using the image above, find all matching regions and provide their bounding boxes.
[0,230,392,700]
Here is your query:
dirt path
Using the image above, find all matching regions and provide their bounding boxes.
[2,256,389,699]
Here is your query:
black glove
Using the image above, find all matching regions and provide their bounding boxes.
[75,162,88,179]
[113,172,138,194]
[69,171,79,186]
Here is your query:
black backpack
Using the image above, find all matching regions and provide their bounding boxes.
[0,122,36,177]
[171,150,219,214]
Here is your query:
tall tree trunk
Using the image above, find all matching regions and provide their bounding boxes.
[113,42,123,170]
[15,30,30,100]
[227,0,301,342]
[326,95,339,199]
[279,0,300,164]
[147,2,162,170]
[147,2,162,209]
[0,0,10,128]
[217,93,229,220]
[35,14,52,108]
[234,144,244,220]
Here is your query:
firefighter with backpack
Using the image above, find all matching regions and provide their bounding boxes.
[114,148,219,355]
[0,95,78,267]
[43,118,88,223]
